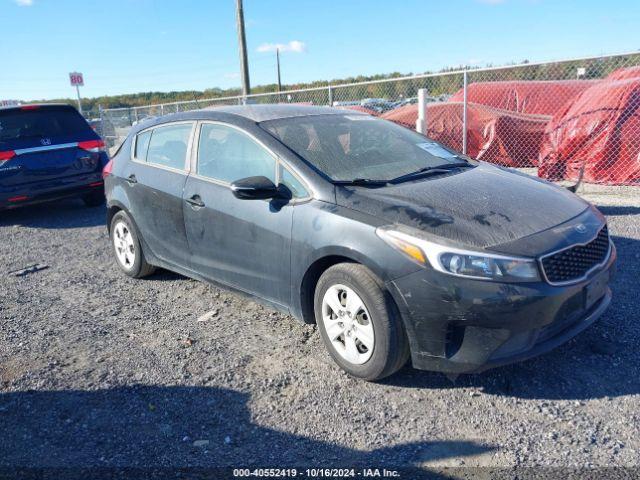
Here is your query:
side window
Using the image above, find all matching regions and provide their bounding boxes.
[146,123,193,170]
[197,123,276,183]
[134,130,152,161]
[279,165,309,199]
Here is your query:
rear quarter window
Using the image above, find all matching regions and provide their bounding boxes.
[0,107,92,143]
[133,130,152,161]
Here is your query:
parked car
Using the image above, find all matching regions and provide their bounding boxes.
[360,98,396,113]
[0,104,108,210]
[104,105,616,381]
[87,118,103,135]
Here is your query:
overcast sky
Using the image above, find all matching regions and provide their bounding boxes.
[1,0,639,100]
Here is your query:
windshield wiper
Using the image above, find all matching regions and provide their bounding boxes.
[333,178,389,187]
[389,162,473,184]
[332,162,473,187]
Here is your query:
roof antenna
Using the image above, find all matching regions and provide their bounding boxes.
[566,160,585,193]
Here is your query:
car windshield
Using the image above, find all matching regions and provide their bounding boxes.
[260,114,469,182]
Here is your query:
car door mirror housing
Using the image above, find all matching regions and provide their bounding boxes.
[230,176,279,200]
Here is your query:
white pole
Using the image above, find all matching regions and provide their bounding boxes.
[75,85,83,115]
[416,88,428,135]
[462,70,468,155]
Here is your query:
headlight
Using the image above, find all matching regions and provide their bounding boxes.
[376,227,540,282]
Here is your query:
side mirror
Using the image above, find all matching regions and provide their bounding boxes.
[230,176,279,200]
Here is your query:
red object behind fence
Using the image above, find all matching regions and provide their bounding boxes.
[380,103,418,129]
[449,80,595,116]
[607,66,640,81]
[381,102,549,167]
[539,77,640,185]
[335,105,381,116]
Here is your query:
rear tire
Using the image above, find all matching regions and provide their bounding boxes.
[82,190,105,207]
[110,211,155,278]
[314,263,410,381]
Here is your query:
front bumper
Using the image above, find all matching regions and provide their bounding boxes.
[388,244,616,374]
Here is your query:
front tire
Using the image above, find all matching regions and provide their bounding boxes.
[110,211,155,278]
[314,263,410,381]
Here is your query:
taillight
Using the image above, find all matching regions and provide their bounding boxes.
[0,150,16,163]
[78,139,106,153]
[102,159,113,179]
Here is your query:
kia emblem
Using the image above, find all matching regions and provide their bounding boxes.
[574,224,587,234]
[40,138,52,146]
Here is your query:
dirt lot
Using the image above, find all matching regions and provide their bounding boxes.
[0,195,638,476]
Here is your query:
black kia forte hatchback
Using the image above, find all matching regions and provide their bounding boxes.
[104,105,615,380]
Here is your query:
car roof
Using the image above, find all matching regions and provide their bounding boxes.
[0,103,75,113]
[128,104,370,136]
[202,104,363,122]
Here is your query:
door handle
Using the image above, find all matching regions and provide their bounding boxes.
[185,195,205,208]
[126,174,138,185]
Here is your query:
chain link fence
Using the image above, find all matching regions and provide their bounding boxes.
[100,52,640,196]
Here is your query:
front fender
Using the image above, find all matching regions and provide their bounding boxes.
[289,200,422,320]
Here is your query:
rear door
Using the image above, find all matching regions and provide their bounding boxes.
[0,105,104,187]
[122,121,195,268]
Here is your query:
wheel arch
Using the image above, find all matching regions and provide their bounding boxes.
[106,201,126,233]
[296,247,391,325]
[105,199,158,265]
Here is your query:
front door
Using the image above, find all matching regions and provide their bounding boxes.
[182,122,293,306]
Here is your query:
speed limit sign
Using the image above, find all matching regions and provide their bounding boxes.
[69,72,84,87]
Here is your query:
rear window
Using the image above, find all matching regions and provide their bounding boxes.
[0,107,92,143]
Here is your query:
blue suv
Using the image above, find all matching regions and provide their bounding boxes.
[0,104,109,210]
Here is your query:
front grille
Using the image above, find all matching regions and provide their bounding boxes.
[541,226,610,284]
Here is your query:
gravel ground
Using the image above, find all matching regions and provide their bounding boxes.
[0,195,639,477]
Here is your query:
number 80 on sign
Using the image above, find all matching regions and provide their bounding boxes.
[69,72,84,87]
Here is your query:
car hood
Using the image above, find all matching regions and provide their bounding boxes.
[335,162,589,250]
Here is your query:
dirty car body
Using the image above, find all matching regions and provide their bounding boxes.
[105,105,615,375]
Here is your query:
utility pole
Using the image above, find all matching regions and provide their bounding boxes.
[276,47,282,93]
[235,0,251,99]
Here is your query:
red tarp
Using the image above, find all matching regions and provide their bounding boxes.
[607,66,640,81]
[539,77,640,185]
[381,102,550,167]
[335,105,380,116]
[449,80,595,116]
[380,103,419,129]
